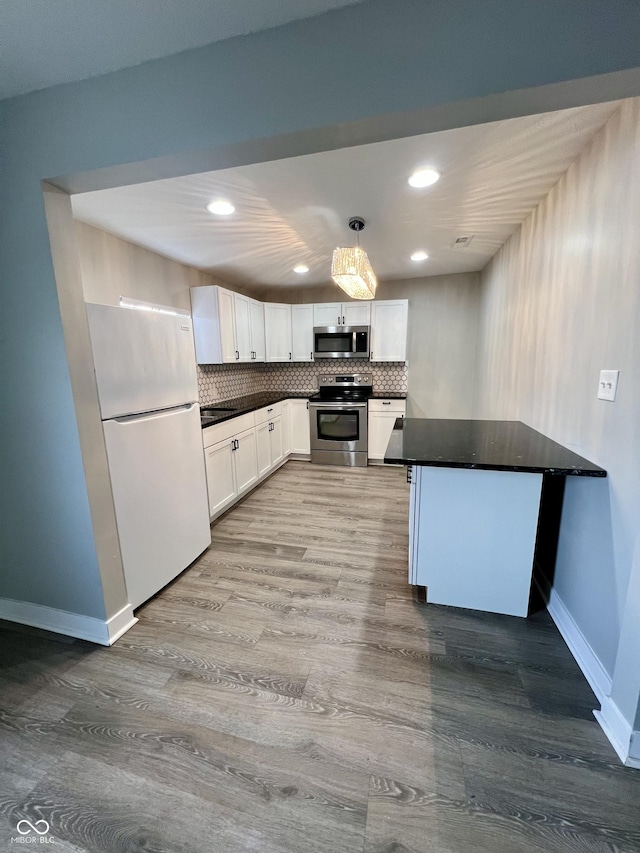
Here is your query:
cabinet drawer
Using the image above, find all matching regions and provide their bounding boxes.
[202,412,255,448]
[368,399,406,413]
[254,401,282,425]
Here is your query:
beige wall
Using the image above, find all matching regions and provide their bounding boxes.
[261,274,482,419]
[75,221,259,309]
[474,100,640,726]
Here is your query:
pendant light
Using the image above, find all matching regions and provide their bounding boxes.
[331,217,377,300]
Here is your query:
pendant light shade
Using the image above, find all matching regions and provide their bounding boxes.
[331,217,377,300]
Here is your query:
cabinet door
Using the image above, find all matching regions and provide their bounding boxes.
[291,304,314,362]
[269,417,284,467]
[256,421,271,476]
[370,300,408,362]
[313,302,342,326]
[218,287,238,363]
[343,302,371,325]
[281,400,292,456]
[234,427,259,493]
[249,299,265,361]
[264,303,293,362]
[368,411,404,460]
[190,285,222,364]
[204,437,236,516]
[233,293,252,362]
[290,399,311,454]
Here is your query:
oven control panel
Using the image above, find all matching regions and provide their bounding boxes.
[318,373,372,388]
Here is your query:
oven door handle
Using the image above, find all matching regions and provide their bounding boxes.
[309,401,367,409]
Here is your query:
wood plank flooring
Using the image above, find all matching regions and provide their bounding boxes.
[2,461,640,852]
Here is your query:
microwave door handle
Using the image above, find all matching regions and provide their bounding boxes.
[353,331,357,353]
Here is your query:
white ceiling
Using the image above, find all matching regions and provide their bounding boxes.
[0,0,366,101]
[71,101,620,289]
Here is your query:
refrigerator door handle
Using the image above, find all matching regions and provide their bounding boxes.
[111,402,195,423]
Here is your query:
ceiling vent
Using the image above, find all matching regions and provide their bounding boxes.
[451,234,475,249]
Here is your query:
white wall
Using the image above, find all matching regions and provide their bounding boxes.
[474,99,640,734]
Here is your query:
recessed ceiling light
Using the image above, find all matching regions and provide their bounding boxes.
[293,264,309,274]
[408,168,440,188]
[206,200,235,216]
[411,251,429,262]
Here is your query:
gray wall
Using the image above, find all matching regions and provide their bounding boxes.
[1,1,640,621]
[474,99,640,731]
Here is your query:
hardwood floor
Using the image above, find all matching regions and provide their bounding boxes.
[2,461,640,852]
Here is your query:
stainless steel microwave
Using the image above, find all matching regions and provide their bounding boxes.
[313,326,370,359]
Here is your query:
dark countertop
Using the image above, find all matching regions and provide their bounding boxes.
[384,418,606,476]
[201,391,312,427]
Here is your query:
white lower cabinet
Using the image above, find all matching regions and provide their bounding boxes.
[281,400,292,455]
[204,438,236,516]
[234,428,259,492]
[202,399,308,520]
[255,420,271,477]
[269,416,283,467]
[368,399,406,460]
[204,425,258,517]
[289,399,311,454]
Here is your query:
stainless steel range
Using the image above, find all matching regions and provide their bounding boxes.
[309,373,372,467]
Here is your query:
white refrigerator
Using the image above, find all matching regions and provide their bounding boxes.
[86,301,211,609]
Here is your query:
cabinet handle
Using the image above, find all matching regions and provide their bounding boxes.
[342,315,345,325]
[338,315,341,325]
[306,401,309,409]
[406,465,412,484]
[310,351,313,361]
[289,352,292,360]
[235,350,239,360]
[267,408,273,413]
[382,401,391,406]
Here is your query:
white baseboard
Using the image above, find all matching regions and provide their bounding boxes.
[536,578,637,766]
[627,731,640,768]
[0,597,137,646]
[544,584,612,704]
[105,604,138,643]
[594,699,633,764]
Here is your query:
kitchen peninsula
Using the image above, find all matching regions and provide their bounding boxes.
[386,419,606,617]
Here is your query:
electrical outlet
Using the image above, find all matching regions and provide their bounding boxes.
[597,370,619,402]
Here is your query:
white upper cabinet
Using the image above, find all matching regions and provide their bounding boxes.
[191,286,265,364]
[313,302,342,326]
[313,302,371,326]
[234,293,265,362]
[343,302,371,325]
[233,293,252,361]
[249,299,265,361]
[264,303,292,362]
[192,289,405,365]
[370,299,408,362]
[291,304,314,362]
[190,285,237,364]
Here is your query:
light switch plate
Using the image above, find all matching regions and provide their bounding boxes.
[597,369,619,402]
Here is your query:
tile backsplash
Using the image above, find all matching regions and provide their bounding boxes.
[197,360,407,404]
[197,363,265,403]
